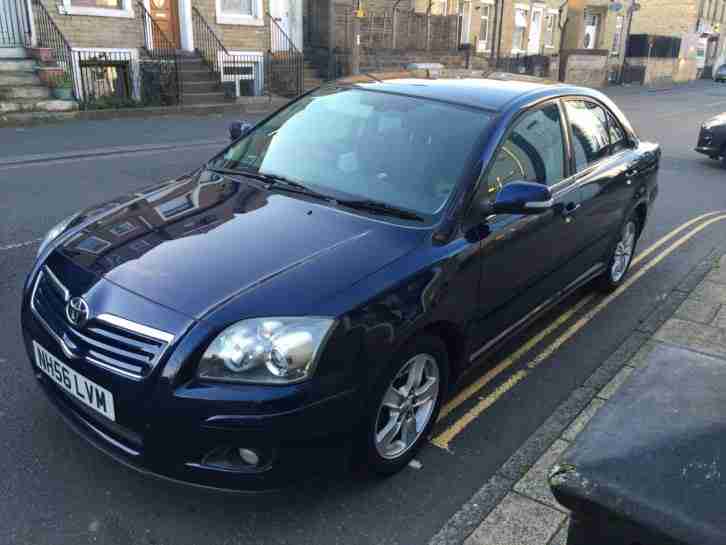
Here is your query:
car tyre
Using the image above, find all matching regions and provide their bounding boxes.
[359,335,449,476]
[596,214,640,293]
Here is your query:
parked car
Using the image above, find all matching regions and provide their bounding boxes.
[695,112,726,167]
[714,64,726,82]
[21,77,660,491]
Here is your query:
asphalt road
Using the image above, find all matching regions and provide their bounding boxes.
[2,82,726,545]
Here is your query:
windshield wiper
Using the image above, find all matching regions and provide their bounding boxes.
[337,199,424,222]
[206,166,333,202]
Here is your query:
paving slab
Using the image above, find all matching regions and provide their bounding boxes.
[690,280,726,305]
[654,318,726,359]
[463,493,565,545]
[674,298,721,325]
[514,440,570,510]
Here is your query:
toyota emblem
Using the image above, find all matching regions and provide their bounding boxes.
[66,297,90,328]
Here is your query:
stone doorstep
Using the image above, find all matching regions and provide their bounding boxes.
[435,251,726,545]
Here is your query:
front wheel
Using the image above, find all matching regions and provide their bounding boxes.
[359,336,448,476]
[596,215,639,292]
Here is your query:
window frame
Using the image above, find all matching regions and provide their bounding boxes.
[475,98,574,208]
[478,3,494,53]
[544,11,557,48]
[60,0,133,19]
[560,97,633,175]
[215,0,264,26]
[511,5,530,54]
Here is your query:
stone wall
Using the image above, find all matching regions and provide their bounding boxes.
[627,56,699,85]
[561,49,608,87]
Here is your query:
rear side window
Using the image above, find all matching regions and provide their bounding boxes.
[565,100,611,171]
[485,103,566,197]
[607,112,628,153]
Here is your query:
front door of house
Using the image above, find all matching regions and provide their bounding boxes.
[270,0,302,50]
[527,5,544,54]
[149,0,180,48]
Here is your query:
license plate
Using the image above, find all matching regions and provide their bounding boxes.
[33,341,116,422]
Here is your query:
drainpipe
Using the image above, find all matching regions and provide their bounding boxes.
[392,0,404,49]
[494,0,504,64]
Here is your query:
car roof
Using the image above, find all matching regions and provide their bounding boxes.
[349,77,593,113]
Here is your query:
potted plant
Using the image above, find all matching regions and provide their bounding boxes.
[50,74,74,100]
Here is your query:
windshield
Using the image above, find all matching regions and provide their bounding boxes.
[211,87,493,217]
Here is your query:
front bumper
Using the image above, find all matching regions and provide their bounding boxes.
[695,128,720,157]
[22,303,358,492]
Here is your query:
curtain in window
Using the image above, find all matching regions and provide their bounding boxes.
[222,0,253,15]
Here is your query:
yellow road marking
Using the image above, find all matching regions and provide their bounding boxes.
[432,213,726,450]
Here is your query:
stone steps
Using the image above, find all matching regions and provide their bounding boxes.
[0,98,78,113]
[0,85,51,99]
[0,70,40,86]
[0,59,36,71]
[181,91,229,105]
[182,80,220,93]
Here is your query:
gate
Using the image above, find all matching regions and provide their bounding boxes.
[0,0,31,47]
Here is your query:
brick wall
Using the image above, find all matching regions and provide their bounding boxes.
[630,0,699,37]
[38,0,143,48]
[34,0,268,51]
[193,0,269,51]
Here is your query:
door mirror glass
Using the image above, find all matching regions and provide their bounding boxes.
[491,181,553,215]
[229,121,254,141]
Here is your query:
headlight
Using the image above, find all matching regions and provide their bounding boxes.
[37,213,79,257]
[197,318,335,384]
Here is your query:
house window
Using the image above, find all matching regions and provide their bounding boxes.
[61,0,132,17]
[544,13,557,48]
[611,15,624,55]
[583,12,600,49]
[512,7,528,53]
[477,4,493,52]
[215,0,263,25]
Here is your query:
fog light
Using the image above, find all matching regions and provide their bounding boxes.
[238,448,260,466]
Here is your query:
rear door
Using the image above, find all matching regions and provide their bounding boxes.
[469,100,586,353]
[563,99,640,266]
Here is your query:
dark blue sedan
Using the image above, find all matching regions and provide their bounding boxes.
[21,76,660,490]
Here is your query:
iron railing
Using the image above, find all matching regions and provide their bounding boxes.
[31,0,73,84]
[1,0,32,47]
[76,50,138,109]
[191,7,264,98]
[137,0,180,105]
[495,54,555,79]
[267,13,303,97]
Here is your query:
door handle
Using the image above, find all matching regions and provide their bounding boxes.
[560,202,581,222]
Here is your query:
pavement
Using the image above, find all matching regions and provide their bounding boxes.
[439,249,726,545]
[2,80,726,545]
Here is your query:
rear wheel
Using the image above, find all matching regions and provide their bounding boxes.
[596,214,639,292]
[359,336,448,476]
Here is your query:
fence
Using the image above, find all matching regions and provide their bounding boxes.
[0,0,31,47]
[626,34,682,59]
[335,8,461,52]
[267,13,304,97]
[494,54,555,78]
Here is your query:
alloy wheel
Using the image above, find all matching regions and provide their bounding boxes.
[374,353,440,460]
[611,220,637,283]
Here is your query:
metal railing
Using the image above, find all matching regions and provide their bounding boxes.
[31,0,73,84]
[75,50,138,109]
[137,0,180,105]
[494,54,555,79]
[0,0,32,47]
[267,14,303,97]
[191,7,264,98]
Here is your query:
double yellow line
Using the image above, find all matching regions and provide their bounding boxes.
[432,211,726,450]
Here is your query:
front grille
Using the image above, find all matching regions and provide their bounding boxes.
[31,267,171,380]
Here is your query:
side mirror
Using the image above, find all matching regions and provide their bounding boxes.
[490,181,554,215]
[229,121,254,141]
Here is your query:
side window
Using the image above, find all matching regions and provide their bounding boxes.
[607,111,629,153]
[485,103,566,199]
[565,100,611,171]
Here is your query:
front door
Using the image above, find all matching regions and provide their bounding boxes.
[149,0,180,48]
[270,0,302,50]
[527,6,544,54]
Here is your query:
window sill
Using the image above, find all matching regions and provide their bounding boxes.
[59,5,134,17]
[216,13,264,26]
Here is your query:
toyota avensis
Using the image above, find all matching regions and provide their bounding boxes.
[22,77,660,491]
